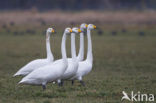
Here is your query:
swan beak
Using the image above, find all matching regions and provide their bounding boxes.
[93,25,96,29]
[52,29,55,33]
[78,29,81,33]
[85,24,88,27]
[70,29,72,33]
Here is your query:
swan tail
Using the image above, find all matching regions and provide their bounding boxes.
[13,71,28,77]
[18,79,27,84]
[13,72,20,77]
[13,72,23,77]
[18,78,41,85]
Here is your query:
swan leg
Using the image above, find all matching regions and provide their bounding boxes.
[42,85,46,90]
[80,81,85,86]
[58,82,62,87]
[60,80,64,86]
[57,79,62,87]
[78,76,85,86]
[58,81,64,86]
[58,80,64,86]
[71,80,74,85]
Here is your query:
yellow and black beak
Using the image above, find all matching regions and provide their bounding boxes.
[85,24,88,28]
[70,29,72,33]
[52,29,55,33]
[93,25,96,29]
[78,29,81,33]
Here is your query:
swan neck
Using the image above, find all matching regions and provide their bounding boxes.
[61,32,67,62]
[77,32,84,61]
[46,32,53,61]
[71,33,76,59]
[86,29,93,62]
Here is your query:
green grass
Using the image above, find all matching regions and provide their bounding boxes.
[0,27,156,103]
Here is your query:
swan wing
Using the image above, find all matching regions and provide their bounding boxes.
[60,58,79,80]
[19,60,67,85]
[14,59,49,76]
[71,61,92,79]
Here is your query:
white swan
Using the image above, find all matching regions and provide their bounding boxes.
[70,23,88,85]
[58,27,81,86]
[71,24,96,86]
[13,28,55,77]
[77,23,88,61]
[18,28,72,90]
[53,24,88,85]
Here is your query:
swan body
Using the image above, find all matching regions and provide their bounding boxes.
[14,59,50,76]
[59,28,81,82]
[14,28,55,77]
[19,28,72,90]
[71,24,96,85]
[60,58,78,80]
[72,60,92,81]
[19,59,67,85]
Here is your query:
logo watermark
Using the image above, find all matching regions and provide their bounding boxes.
[121,91,155,102]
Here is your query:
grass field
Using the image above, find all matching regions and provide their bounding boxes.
[0,26,156,103]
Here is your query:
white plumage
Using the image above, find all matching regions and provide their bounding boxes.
[18,28,72,90]
[16,23,96,89]
[71,24,96,86]
[58,27,81,85]
[13,28,55,77]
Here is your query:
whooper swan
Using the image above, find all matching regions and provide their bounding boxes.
[13,28,55,77]
[18,28,72,90]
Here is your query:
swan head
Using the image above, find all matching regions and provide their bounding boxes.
[65,28,72,34]
[88,24,96,30]
[80,23,88,31]
[47,28,55,34]
[72,27,81,34]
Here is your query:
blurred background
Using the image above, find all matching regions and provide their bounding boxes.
[0,0,156,10]
[0,0,156,103]
[0,0,156,29]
